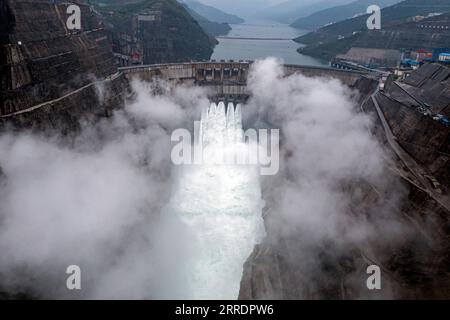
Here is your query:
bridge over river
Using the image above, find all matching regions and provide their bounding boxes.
[216,36,294,41]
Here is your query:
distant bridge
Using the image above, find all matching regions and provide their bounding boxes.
[216,36,294,41]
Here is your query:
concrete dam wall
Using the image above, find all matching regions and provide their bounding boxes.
[0,0,116,116]
[0,62,371,131]
[121,62,369,100]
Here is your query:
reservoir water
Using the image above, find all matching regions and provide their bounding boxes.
[211,20,327,66]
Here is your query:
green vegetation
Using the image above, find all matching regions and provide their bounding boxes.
[182,4,231,37]
[93,0,215,62]
[260,0,349,24]
[295,0,450,60]
[182,0,244,24]
[298,34,361,61]
[296,0,450,42]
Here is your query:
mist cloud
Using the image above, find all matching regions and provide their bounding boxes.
[242,58,410,298]
[0,58,409,299]
[0,80,209,299]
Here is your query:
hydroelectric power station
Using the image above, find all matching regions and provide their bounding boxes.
[2,59,449,299]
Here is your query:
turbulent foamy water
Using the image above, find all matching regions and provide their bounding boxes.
[170,102,265,299]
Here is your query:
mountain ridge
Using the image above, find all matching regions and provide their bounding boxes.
[182,0,244,24]
[95,0,216,63]
[295,0,450,45]
[291,0,401,30]
[297,8,450,61]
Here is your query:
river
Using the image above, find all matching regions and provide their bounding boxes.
[211,20,327,66]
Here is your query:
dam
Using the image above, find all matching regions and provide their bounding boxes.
[0,61,371,127]
[2,58,449,300]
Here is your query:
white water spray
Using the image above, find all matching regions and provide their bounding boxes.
[170,102,265,299]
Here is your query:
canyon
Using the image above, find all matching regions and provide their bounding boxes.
[1,0,449,300]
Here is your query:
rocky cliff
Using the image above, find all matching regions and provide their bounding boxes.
[296,2,450,61]
[240,176,450,299]
[382,64,450,188]
[239,65,450,300]
[183,4,231,37]
[95,0,215,65]
[291,0,399,31]
[0,0,117,116]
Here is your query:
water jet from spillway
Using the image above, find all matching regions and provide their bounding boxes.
[170,102,265,299]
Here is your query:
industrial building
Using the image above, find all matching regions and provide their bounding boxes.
[336,47,402,69]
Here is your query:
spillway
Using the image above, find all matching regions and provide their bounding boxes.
[170,102,265,299]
